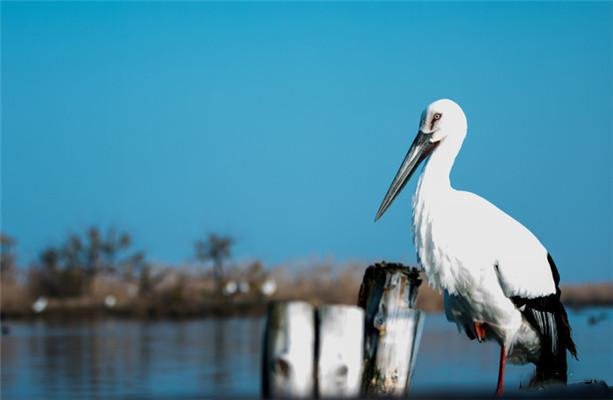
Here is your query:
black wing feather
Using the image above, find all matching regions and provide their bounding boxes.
[509,254,577,385]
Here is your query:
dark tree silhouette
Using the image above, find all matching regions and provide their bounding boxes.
[195,233,234,290]
[32,226,146,297]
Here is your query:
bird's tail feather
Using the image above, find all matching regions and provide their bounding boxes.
[531,342,568,386]
[516,254,578,388]
[528,302,577,387]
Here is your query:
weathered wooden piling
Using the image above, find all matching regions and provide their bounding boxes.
[317,305,364,398]
[262,301,316,398]
[358,262,425,396]
[261,262,425,398]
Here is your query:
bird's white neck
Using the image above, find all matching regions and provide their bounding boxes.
[417,134,464,195]
[412,132,465,293]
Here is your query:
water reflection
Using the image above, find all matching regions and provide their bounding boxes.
[1,310,611,399]
[2,318,265,399]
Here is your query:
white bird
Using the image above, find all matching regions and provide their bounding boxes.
[104,295,117,308]
[260,278,278,297]
[32,297,48,314]
[375,99,576,395]
[223,280,238,296]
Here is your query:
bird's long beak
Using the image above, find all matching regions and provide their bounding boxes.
[375,131,439,221]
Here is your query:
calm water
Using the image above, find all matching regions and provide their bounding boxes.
[1,309,611,399]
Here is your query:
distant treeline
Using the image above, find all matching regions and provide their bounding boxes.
[1,228,611,319]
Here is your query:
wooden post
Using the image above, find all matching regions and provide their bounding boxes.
[262,301,316,398]
[358,262,425,396]
[317,305,364,398]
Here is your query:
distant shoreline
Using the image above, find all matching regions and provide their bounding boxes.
[2,280,611,320]
[3,231,610,320]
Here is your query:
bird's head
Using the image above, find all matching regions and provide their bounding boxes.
[375,99,467,221]
[419,98,467,142]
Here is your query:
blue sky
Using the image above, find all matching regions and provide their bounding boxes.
[2,2,611,282]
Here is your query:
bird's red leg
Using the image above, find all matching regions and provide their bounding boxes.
[495,344,506,397]
[472,322,505,396]
[474,321,486,342]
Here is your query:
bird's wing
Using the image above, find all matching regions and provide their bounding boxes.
[455,190,557,299]
[456,192,577,362]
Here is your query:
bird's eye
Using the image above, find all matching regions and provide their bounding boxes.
[434,113,442,120]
